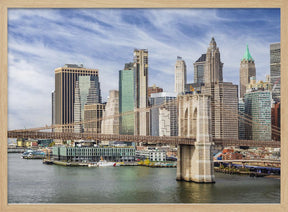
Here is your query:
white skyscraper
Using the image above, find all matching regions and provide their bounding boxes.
[175,56,187,94]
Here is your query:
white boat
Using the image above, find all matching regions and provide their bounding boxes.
[97,160,117,167]
[88,163,98,167]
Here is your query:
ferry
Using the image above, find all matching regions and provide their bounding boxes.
[22,149,46,159]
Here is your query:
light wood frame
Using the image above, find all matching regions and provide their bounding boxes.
[0,0,287,211]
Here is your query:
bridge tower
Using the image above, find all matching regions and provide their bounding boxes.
[177,94,215,183]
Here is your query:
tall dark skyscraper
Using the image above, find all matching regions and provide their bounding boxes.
[270,43,281,102]
[193,54,206,85]
[54,64,101,140]
[239,45,256,98]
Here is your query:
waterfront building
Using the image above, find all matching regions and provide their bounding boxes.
[238,98,246,140]
[148,84,163,97]
[244,80,272,141]
[149,150,166,162]
[133,49,149,136]
[52,146,135,162]
[149,92,178,137]
[270,43,281,102]
[54,64,101,142]
[119,65,135,135]
[101,90,120,145]
[84,103,105,133]
[239,45,256,98]
[175,56,187,95]
[200,38,238,139]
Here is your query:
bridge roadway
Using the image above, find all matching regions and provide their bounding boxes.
[7,131,281,148]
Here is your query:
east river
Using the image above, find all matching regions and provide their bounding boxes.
[8,153,280,203]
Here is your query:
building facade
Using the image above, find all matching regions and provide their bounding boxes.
[149,92,178,137]
[238,98,246,140]
[52,146,135,162]
[101,90,120,145]
[148,84,163,97]
[239,45,256,98]
[119,66,135,135]
[175,56,187,94]
[271,102,280,141]
[244,91,272,141]
[74,75,101,133]
[84,103,105,133]
[133,49,149,136]
[193,54,206,85]
[270,43,281,102]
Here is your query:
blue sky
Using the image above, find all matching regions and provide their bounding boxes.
[8,8,280,130]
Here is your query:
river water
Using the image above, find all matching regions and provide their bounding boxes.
[8,153,280,203]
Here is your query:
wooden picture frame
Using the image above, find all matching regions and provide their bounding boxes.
[0,0,287,211]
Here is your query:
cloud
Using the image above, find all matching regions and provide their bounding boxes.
[7,8,280,130]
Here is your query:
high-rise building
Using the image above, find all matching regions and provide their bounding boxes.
[193,54,206,85]
[149,92,178,137]
[202,82,238,139]
[204,37,223,83]
[239,45,256,98]
[175,56,187,94]
[271,102,280,141]
[238,98,246,140]
[244,90,272,141]
[101,90,119,145]
[200,38,238,139]
[51,90,55,128]
[54,64,101,138]
[84,103,105,133]
[270,43,281,102]
[148,84,163,97]
[119,64,135,135]
[74,75,101,133]
[133,49,149,136]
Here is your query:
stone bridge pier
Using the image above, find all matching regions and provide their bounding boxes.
[176,94,215,183]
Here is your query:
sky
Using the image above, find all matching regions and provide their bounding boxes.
[7,8,280,130]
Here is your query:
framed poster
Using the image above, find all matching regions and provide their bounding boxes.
[0,0,287,211]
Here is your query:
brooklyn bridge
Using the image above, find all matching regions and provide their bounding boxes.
[7,94,281,183]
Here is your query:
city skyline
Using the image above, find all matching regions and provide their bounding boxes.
[8,8,280,130]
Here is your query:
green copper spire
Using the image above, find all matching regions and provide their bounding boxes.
[242,44,254,62]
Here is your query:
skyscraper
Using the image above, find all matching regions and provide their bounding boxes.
[175,56,187,94]
[133,49,149,136]
[54,64,100,137]
[201,38,238,139]
[239,45,256,98]
[204,37,223,83]
[73,75,102,133]
[270,43,281,102]
[119,64,135,135]
[101,90,119,145]
[194,54,206,85]
[244,90,272,141]
[149,92,178,137]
